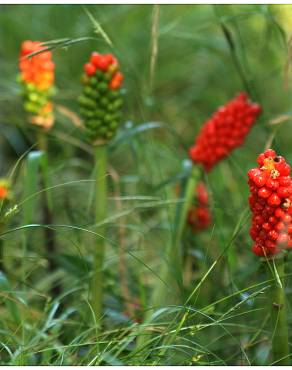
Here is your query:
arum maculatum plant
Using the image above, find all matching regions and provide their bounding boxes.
[248,149,291,365]
[18,40,56,140]
[18,40,58,295]
[146,93,262,332]
[79,52,123,143]
[79,51,124,324]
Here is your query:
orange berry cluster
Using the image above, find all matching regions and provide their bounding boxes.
[189,93,261,171]
[18,40,55,130]
[79,52,124,142]
[188,182,211,232]
[248,149,292,256]
[0,180,9,201]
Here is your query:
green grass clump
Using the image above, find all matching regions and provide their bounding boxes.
[0,4,292,365]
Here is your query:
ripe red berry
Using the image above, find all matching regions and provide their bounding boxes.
[275,222,285,232]
[268,230,279,241]
[258,187,271,198]
[262,222,271,231]
[275,208,285,218]
[84,63,96,76]
[282,214,291,224]
[277,186,292,198]
[109,71,124,90]
[265,178,279,190]
[264,149,276,158]
[267,193,281,206]
[95,55,111,71]
[90,52,101,67]
[257,153,266,166]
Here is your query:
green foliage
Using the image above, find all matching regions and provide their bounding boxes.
[0,3,292,365]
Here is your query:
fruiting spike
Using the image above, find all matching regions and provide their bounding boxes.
[248,149,292,256]
[18,40,55,130]
[189,93,261,171]
[188,181,211,232]
[79,51,124,143]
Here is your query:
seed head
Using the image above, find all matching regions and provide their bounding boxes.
[189,93,261,171]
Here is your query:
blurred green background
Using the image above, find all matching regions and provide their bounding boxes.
[1,4,292,365]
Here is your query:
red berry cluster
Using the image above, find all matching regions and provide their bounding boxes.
[83,52,123,90]
[189,93,261,172]
[248,149,292,256]
[188,182,211,232]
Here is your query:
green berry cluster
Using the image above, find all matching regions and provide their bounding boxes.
[78,71,123,142]
[18,78,55,116]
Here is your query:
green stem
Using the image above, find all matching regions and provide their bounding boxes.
[137,165,200,349]
[37,129,60,296]
[266,257,290,365]
[0,234,4,273]
[91,144,107,324]
[160,165,200,304]
[37,128,47,152]
[173,166,200,285]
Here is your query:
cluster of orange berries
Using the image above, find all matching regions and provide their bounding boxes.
[0,180,9,201]
[18,40,55,129]
[79,52,124,142]
[248,149,292,256]
[188,182,211,232]
[189,93,261,171]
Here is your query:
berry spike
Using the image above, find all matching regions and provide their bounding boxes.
[189,93,261,171]
[18,40,56,130]
[0,179,10,201]
[79,51,124,143]
[248,149,292,256]
[188,181,211,232]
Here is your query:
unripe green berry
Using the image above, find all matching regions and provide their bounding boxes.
[89,76,98,86]
[98,82,108,92]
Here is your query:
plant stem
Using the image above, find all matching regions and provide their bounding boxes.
[37,129,60,296]
[91,144,107,323]
[173,165,200,285]
[266,257,290,365]
[37,128,47,152]
[0,233,4,273]
[137,165,200,350]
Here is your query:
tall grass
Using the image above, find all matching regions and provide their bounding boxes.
[0,4,292,365]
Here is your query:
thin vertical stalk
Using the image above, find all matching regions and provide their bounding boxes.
[0,231,4,273]
[137,165,200,349]
[91,144,107,323]
[173,165,201,282]
[155,165,200,306]
[266,257,290,365]
[110,167,134,318]
[37,129,59,296]
[37,129,47,152]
